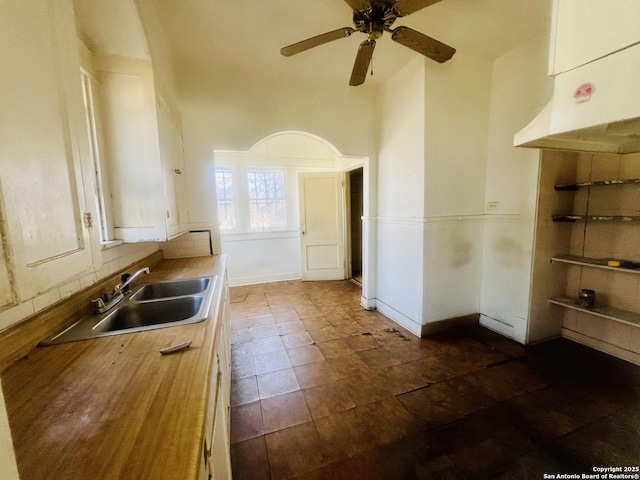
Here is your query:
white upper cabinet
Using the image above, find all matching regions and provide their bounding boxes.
[550,0,640,75]
[0,0,101,304]
[157,97,188,239]
[97,57,187,242]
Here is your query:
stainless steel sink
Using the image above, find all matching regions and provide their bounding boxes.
[130,277,210,301]
[41,275,216,345]
[93,297,204,333]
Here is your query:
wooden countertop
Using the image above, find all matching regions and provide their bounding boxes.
[1,255,227,479]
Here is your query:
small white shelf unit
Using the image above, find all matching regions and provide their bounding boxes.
[548,175,640,331]
[554,178,640,191]
[551,255,640,274]
[549,295,640,328]
[552,215,640,223]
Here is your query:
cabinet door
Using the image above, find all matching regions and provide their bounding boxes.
[99,60,167,243]
[0,231,13,308]
[0,0,100,303]
[204,353,221,456]
[206,284,232,479]
[209,374,232,480]
[157,98,187,239]
[551,0,640,74]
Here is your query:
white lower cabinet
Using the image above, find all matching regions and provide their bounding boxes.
[201,280,232,479]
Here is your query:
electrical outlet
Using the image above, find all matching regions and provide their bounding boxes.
[487,202,499,211]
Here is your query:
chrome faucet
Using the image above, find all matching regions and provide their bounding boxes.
[91,267,150,314]
[113,267,150,296]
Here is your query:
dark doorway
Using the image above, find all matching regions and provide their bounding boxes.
[347,168,363,284]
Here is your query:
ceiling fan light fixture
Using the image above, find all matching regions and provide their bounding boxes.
[366,21,384,39]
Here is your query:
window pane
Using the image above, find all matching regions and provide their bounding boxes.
[247,169,287,229]
[215,169,236,229]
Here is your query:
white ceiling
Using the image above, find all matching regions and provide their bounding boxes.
[152,0,551,89]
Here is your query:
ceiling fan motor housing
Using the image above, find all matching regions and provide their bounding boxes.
[353,2,397,39]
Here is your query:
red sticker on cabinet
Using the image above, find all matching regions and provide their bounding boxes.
[574,83,595,103]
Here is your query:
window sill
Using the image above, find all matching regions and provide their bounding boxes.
[220,230,300,242]
[101,240,124,250]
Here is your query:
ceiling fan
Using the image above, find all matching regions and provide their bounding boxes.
[280,0,456,86]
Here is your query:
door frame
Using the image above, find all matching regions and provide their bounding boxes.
[343,166,364,284]
[338,157,373,310]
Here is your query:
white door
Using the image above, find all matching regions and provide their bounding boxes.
[298,173,345,281]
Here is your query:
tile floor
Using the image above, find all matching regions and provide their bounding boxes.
[229,280,640,479]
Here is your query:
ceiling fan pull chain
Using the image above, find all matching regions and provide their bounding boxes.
[371,57,374,77]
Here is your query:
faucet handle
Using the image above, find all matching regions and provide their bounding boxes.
[121,273,131,293]
[91,297,106,311]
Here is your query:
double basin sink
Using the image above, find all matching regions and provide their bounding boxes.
[41,276,217,345]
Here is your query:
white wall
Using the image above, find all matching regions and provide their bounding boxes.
[480,34,554,343]
[214,133,350,286]
[377,57,426,220]
[175,67,379,253]
[134,0,179,106]
[73,0,149,61]
[421,54,492,326]
[223,233,302,286]
[376,40,556,339]
[376,57,426,336]
[376,53,493,334]
[423,54,491,217]
[422,218,485,324]
[0,242,159,333]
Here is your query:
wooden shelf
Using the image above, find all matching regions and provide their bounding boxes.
[549,295,640,328]
[554,178,640,191]
[552,215,640,223]
[551,255,640,274]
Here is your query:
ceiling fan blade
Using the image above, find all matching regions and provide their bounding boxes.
[280,27,354,57]
[395,0,443,16]
[391,26,455,63]
[350,39,376,86]
[343,0,372,12]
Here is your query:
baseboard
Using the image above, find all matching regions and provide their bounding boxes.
[375,300,422,337]
[360,296,376,311]
[480,314,515,339]
[228,272,302,287]
[562,328,640,366]
[422,313,479,335]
